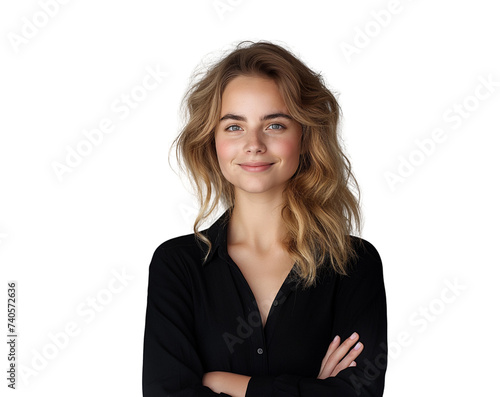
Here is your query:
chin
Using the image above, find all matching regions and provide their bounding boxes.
[235,182,285,195]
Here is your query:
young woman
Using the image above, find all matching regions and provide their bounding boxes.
[142,41,387,397]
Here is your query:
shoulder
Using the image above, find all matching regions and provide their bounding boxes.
[156,232,202,256]
[148,231,208,276]
[345,236,384,280]
[350,236,383,263]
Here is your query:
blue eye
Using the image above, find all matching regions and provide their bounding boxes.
[226,125,242,132]
[268,123,284,130]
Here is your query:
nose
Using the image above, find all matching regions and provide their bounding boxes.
[244,129,266,154]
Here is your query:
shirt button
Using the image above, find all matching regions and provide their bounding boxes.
[273,299,278,306]
[257,348,263,355]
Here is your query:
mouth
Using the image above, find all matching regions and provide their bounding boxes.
[238,162,274,172]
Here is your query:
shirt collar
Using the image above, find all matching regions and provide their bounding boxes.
[201,208,231,265]
[201,208,300,291]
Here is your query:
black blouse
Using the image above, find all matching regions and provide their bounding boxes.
[142,210,387,396]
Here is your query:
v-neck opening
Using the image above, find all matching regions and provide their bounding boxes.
[221,247,295,332]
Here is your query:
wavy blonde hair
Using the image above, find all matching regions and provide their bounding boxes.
[171,41,362,289]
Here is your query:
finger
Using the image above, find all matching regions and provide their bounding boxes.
[349,360,357,367]
[318,335,340,378]
[327,332,359,365]
[332,342,364,376]
[321,332,360,377]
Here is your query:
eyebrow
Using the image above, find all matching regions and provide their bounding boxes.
[219,113,294,122]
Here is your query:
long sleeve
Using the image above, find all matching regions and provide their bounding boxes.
[245,238,388,397]
[142,244,230,397]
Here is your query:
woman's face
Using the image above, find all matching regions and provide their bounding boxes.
[214,75,303,198]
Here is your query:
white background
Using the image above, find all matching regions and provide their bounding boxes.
[1,0,499,395]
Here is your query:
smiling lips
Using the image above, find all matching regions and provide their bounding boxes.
[238,162,274,172]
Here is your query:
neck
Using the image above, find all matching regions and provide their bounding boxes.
[228,189,287,253]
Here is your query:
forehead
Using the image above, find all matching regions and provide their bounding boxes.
[220,75,288,111]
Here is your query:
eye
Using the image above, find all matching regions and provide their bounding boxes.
[267,123,285,131]
[225,125,242,132]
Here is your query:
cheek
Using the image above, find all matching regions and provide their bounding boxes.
[215,139,234,171]
[277,138,302,165]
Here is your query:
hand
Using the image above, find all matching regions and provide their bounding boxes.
[317,332,364,379]
[202,371,250,397]
[202,371,221,392]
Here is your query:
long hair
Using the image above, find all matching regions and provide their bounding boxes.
[171,41,362,289]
